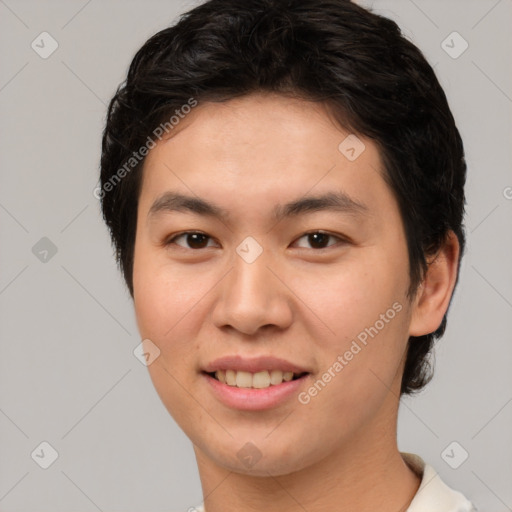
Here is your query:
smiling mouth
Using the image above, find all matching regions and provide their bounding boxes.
[206,369,308,389]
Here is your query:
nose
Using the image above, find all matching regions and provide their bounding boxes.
[211,248,294,336]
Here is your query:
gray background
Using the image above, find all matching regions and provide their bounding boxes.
[0,0,511,510]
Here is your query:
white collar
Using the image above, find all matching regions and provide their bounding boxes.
[401,452,477,511]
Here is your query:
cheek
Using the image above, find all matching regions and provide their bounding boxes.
[302,305,410,437]
[132,253,206,415]
[291,252,406,338]
[291,252,410,401]
[132,248,216,372]
[133,240,193,334]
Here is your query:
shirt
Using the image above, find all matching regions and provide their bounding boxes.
[402,452,477,512]
[188,452,477,512]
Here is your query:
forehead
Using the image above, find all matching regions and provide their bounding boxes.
[139,93,389,220]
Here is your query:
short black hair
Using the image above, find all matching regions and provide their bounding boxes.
[99,0,467,395]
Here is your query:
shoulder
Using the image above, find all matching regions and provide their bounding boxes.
[401,452,478,512]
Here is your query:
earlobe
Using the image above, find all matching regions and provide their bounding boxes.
[409,231,460,337]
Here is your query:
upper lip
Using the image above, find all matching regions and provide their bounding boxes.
[203,355,310,374]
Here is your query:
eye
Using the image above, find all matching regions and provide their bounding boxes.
[164,230,347,251]
[293,231,345,250]
[165,231,218,250]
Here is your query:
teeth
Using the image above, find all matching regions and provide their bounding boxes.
[252,371,271,389]
[236,371,253,388]
[270,370,284,385]
[225,369,237,386]
[217,370,226,384]
[283,371,294,382]
[213,369,303,388]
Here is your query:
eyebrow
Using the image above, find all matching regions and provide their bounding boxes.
[147,191,368,224]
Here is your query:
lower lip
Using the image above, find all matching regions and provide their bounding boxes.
[203,373,309,411]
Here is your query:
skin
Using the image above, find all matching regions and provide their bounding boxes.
[132,92,460,512]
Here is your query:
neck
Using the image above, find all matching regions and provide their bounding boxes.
[193,397,420,512]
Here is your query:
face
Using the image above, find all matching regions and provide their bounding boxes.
[133,93,415,476]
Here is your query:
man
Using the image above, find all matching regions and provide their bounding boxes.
[99,1,477,510]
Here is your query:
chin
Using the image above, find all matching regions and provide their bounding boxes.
[193,431,324,478]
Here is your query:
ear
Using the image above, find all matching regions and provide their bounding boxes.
[409,231,460,337]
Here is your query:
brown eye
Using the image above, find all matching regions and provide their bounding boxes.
[167,232,216,249]
[294,231,343,250]
[307,232,331,249]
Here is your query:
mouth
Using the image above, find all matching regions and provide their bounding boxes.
[203,368,310,410]
[205,369,309,389]
[202,355,311,409]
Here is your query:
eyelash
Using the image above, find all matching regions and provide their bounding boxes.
[164,230,348,251]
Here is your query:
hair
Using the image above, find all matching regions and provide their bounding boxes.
[99,0,466,395]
